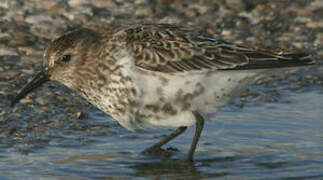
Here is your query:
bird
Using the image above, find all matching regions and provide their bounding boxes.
[11,23,314,162]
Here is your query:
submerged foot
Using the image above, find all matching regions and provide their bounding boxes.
[142,147,179,158]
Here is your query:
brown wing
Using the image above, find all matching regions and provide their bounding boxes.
[124,24,313,73]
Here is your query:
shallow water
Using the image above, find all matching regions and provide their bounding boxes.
[0,91,322,180]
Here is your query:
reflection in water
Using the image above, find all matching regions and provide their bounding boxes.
[129,158,227,179]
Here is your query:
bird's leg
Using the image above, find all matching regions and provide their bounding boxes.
[187,111,205,162]
[143,126,187,153]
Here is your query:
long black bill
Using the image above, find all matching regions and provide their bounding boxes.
[11,69,50,107]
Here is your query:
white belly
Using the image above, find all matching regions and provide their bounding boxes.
[100,55,260,131]
[118,69,259,131]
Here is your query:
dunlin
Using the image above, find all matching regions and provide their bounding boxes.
[11,24,314,162]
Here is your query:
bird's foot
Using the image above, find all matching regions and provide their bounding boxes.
[142,147,179,158]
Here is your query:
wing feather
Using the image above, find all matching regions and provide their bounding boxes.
[123,24,313,73]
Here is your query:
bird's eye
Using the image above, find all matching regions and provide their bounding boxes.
[60,55,72,63]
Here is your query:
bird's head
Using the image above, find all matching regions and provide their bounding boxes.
[11,28,100,107]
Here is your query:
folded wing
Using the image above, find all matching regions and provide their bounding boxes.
[124,24,313,73]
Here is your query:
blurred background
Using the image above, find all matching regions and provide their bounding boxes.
[0,0,322,179]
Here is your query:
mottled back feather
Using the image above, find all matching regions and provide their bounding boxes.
[121,24,313,73]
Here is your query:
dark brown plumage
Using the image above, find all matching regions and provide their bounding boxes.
[119,24,314,72]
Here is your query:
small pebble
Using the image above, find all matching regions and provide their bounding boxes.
[76,112,83,119]
[20,97,34,105]
[0,48,18,56]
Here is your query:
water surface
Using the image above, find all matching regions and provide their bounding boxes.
[0,91,322,179]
